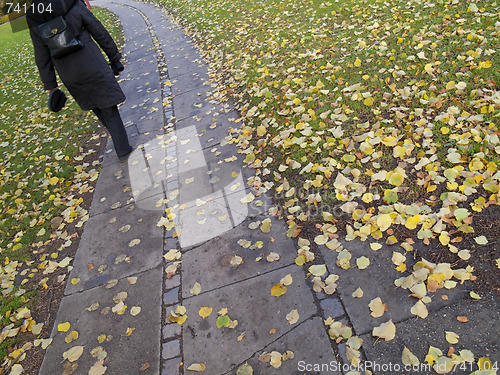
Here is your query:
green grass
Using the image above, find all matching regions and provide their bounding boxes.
[0,6,123,366]
[149,0,499,222]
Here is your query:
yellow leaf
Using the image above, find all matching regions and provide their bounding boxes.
[352,287,363,298]
[395,263,407,273]
[62,346,84,362]
[474,236,488,245]
[187,363,206,372]
[190,282,202,295]
[48,176,59,185]
[168,313,187,325]
[236,363,253,375]
[128,238,141,247]
[271,284,287,297]
[9,365,23,375]
[270,351,282,368]
[372,320,396,341]
[439,233,450,246]
[280,274,293,286]
[410,300,428,319]
[257,125,267,136]
[356,256,370,270]
[64,330,79,344]
[392,252,406,265]
[58,322,71,332]
[433,356,454,374]
[97,334,106,344]
[71,278,80,285]
[402,346,420,366]
[130,306,141,316]
[308,264,327,277]
[125,327,135,336]
[368,297,386,318]
[198,307,213,319]
[286,309,299,324]
[88,360,107,375]
[354,58,361,67]
[405,216,418,229]
[478,357,493,371]
[363,97,374,106]
[260,219,272,233]
[377,214,392,231]
[445,331,459,344]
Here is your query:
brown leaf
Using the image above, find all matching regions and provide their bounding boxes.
[457,316,468,323]
[140,362,151,371]
[62,362,79,375]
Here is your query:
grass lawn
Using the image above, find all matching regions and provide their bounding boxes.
[0,7,123,372]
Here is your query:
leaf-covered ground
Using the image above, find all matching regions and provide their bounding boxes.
[0,8,121,373]
[150,0,499,279]
[149,0,499,371]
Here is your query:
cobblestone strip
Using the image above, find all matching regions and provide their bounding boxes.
[111,3,184,373]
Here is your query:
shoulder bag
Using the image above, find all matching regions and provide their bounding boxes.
[38,2,82,58]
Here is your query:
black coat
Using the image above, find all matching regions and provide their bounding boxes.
[27,0,125,110]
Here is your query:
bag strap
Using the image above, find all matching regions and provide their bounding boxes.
[61,0,79,17]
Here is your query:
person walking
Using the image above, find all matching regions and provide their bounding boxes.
[26,0,133,159]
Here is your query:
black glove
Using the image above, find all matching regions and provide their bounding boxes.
[48,89,67,112]
[110,61,124,76]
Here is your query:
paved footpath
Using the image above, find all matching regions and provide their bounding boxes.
[39,0,499,374]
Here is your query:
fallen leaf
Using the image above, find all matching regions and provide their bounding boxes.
[62,346,84,362]
[445,331,459,344]
[199,307,213,319]
[88,359,107,375]
[187,363,206,372]
[368,297,387,318]
[271,284,287,297]
[309,264,327,277]
[411,300,429,319]
[352,287,364,298]
[130,306,141,316]
[236,362,253,375]
[58,322,71,332]
[356,256,370,270]
[402,346,420,366]
[280,274,293,286]
[286,309,299,324]
[64,330,79,344]
[372,320,396,341]
[190,282,202,295]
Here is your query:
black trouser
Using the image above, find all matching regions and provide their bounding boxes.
[92,106,132,157]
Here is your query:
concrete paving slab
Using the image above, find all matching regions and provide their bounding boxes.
[88,160,135,217]
[318,240,466,336]
[170,70,210,95]
[65,202,163,294]
[172,86,212,121]
[181,265,318,375]
[234,317,340,375]
[175,109,241,150]
[123,46,156,65]
[158,30,190,45]
[166,54,208,79]
[360,293,500,373]
[39,266,162,375]
[181,214,296,297]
